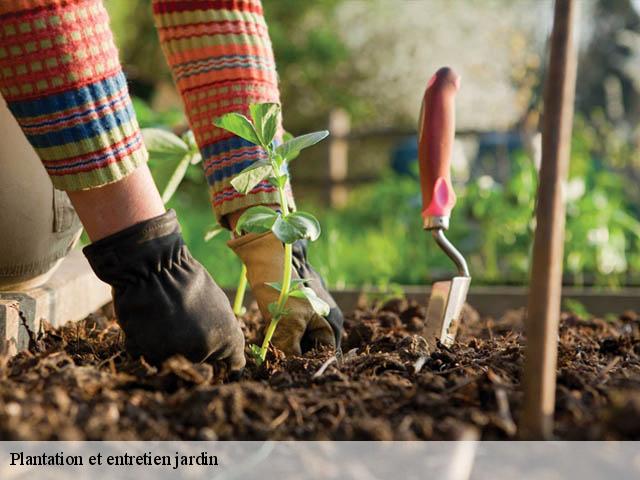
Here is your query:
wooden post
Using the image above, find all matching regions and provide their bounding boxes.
[327,108,350,207]
[520,0,579,439]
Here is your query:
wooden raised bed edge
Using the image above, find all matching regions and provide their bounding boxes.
[223,286,640,319]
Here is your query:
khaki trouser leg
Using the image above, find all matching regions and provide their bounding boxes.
[0,98,82,291]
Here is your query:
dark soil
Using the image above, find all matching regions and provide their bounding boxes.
[1,298,640,440]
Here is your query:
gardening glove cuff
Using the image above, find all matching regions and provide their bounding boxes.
[228,231,343,355]
[83,210,246,369]
[83,209,181,287]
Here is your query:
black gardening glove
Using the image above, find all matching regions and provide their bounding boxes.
[291,239,343,352]
[83,210,245,369]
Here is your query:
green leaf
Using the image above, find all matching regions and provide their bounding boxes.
[230,161,273,194]
[613,210,640,237]
[263,115,279,148]
[132,97,157,127]
[265,282,282,292]
[273,153,285,168]
[282,130,294,143]
[266,279,308,293]
[142,129,195,203]
[160,154,192,204]
[290,287,330,317]
[249,344,263,364]
[204,225,225,242]
[271,215,301,243]
[268,175,288,189]
[287,211,322,241]
[213,112,261,146]
[250,103,280,147]
[271,212,322,243]
[236,206,280,234]
[268,302,283,318]
[182,130,199,152]
[142,128,189,158]
[276,130,329,162]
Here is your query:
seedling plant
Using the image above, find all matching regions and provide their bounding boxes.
[214,103,330,364]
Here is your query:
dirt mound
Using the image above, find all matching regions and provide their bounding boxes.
[1,300,639,440]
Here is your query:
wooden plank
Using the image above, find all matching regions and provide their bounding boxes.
[520,0,579,439]
[327,108,351,207]
[0,300,19,356]
[223,285,640,319]
[0,249,111,355]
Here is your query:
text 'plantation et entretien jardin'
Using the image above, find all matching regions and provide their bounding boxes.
[10,451,219,470]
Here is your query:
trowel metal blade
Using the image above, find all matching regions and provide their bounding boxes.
[424,276,471,348]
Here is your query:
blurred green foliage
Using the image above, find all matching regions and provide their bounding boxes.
[307,133,640,288]
[142,108,640,288]
[106,0,170,96]
[108,0,640,289]
[262,0,366,130]
[131,97,184,130]
[307,157,535,288]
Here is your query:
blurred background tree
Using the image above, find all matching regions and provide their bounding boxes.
[105,0,363,129]
[106,0,171,100]
[577,0,640,128]
[263,0,366,131]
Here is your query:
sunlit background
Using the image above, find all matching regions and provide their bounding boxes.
[105,0,640,289]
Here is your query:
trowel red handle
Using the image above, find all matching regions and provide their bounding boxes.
[418,67,460,226]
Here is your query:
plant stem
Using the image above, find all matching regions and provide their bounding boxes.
[233,264,248,316]
[259,178,293,362]
[274,181,293,312]
[277,182,290,216]
[260,314,279,360]
[258,242,293,360]
[276,243,293,310]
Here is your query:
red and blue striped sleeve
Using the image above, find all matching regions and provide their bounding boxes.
[152,0,293,223]
[0,0,147,190]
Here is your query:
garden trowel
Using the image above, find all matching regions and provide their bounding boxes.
[418,67,471,348]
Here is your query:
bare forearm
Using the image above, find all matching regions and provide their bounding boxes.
[67,165,164,241]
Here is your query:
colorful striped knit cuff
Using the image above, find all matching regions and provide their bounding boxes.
[153,0,291,223]
[0,0,148,191]
[203,136,293,223]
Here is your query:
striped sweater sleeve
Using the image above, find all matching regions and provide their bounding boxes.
[0,0,147,191]
[152,0,293,223]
